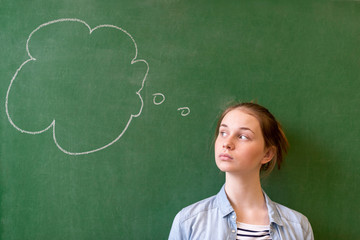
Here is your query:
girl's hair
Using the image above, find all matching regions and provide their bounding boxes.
[215,102,289,176]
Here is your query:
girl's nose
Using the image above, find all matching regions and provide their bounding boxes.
[223,141,234,150]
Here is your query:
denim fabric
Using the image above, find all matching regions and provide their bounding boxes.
[169,185,314,240]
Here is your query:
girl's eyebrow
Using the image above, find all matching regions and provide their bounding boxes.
[220,124,254,134]
[240,127,255,134]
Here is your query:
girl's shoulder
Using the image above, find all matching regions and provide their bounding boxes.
[175,194,218,223]
[264,193,313,235]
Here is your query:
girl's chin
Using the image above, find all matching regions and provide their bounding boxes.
[215,162,237,173]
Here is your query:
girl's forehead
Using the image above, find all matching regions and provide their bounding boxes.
[221,109,261,128]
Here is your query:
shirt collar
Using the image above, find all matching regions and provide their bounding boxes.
[215,184,284,226]
[216,185,234,217]
[263,191,284,226]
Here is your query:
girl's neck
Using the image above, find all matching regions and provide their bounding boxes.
[225,173,263,205]
[224,173,269,225]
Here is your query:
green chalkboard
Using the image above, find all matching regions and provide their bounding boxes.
[1,1,359,239]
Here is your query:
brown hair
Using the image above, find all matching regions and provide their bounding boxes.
[215,102,289,175]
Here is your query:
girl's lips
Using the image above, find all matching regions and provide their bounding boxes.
[219,153,233,160]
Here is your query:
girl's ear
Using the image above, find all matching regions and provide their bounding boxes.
[261,146,276,164]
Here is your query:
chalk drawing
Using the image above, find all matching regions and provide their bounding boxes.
[152,93,165,105]
[177,107,190,117]
[153,93,191,116]
[5,18,149,155]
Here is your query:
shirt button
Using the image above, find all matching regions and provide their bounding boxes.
[232,230,236,233]
[232,216,235,219]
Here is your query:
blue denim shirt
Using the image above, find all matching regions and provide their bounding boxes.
[169,185,314,240]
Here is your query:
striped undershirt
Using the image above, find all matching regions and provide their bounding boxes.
[236,222,271,240]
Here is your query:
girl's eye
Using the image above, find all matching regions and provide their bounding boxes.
[239,135,249,140]
[220,131,227,137]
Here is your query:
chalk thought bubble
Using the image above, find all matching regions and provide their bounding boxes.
[152,93,165,105]
[5,18,149,155]
[177,107,190,117]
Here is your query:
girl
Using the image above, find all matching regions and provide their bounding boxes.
[169,102,314,240]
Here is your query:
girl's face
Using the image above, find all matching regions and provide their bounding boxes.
[215,109,273,176]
